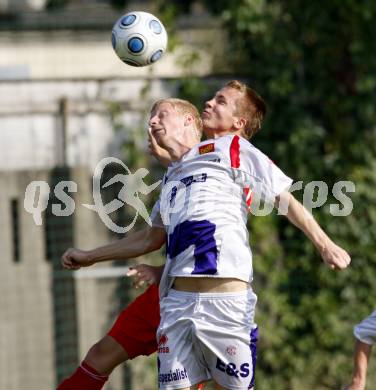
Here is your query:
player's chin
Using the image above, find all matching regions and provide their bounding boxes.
[201,117,211,127]
[201,119,216,134]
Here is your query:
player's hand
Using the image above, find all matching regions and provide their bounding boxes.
[343,381,366,390]
[320,241,351,270]
[126,263,162,288]
[148,128,171,167]
[61,248,95,270]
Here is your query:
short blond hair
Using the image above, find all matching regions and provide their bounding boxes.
[226,80,266,139]
[151,98,203,138]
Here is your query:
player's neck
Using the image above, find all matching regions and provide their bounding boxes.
[204,127,244,139]
[165,141,194,161]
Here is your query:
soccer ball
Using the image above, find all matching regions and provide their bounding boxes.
[111,11,168,67]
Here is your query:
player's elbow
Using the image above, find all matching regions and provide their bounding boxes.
[146,228,166,251]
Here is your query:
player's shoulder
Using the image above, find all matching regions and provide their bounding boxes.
[220,134,277,172]
[191,136,233,157]
[212,134,253,149]
[191,134,268,165]
[213,134,265,157]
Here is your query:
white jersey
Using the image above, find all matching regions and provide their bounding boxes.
[354,309,376,345]
[151,134,293,296]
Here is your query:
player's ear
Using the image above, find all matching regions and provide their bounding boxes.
[233,116,246,131]
[184,114,194,127]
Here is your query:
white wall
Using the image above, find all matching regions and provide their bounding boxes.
[0,78,174,171]
[0,30,213,80]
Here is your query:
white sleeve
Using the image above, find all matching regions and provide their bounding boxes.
[150,199,164,228]
[354,310,376,345]
[231,136,293,203]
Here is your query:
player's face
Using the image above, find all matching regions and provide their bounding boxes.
[148,102,185,147]
[202,87,243,137]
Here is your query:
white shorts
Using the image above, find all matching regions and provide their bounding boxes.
[157,288,258,390]
[354,309,376,345]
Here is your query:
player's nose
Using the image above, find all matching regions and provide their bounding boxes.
[204,98,214,109]
[148,114,158,127]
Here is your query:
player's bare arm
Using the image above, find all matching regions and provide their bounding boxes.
[275,190,351,270]
[344,340,372,390]
[61,225,166,270]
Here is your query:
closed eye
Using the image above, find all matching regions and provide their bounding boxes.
[159,110,169,118]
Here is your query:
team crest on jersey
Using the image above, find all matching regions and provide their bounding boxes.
[199,143,215,155]
[226,345,237,356]
[158,334,170,353]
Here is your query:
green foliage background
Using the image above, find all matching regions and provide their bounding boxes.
[157,1,376,389]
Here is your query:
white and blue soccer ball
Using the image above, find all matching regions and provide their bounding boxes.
[111,11,168,67]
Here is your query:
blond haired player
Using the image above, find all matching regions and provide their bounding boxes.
[141,82,350,390]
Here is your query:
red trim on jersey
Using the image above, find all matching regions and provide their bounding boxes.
[230,135,240,168]
[244,187,253,209]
